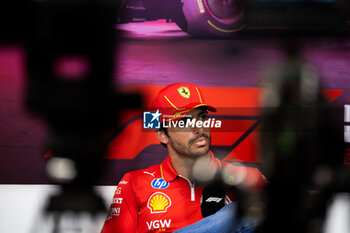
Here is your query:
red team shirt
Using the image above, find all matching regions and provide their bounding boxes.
[101,152,266,233]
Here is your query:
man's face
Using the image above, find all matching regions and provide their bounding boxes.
[166,108,211,158]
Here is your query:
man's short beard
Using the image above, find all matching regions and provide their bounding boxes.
[168,134,211,158]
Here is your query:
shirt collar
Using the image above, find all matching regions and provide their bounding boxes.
[160,151,221,182]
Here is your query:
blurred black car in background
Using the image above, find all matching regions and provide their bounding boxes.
[117,0,350,37]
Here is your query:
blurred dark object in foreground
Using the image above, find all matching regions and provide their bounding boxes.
[254,41,345,233]
[23,0,141,232]
[0,0,29,43]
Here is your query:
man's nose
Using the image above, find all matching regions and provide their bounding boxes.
[192,122,206,135]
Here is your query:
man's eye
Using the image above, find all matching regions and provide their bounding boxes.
[199,115,208,121]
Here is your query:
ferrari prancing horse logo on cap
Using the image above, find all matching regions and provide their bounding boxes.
[178,87,190,99]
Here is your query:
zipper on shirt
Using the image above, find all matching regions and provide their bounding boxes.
[179,175,195,201]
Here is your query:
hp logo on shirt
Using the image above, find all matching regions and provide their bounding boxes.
[152,178,169,189]
[143,110,161,129]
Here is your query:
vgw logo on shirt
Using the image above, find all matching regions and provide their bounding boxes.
[151,178,169,189]
[143,110,161,129]
[146,219,172,231]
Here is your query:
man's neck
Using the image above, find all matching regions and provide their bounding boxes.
[168,151,211,181]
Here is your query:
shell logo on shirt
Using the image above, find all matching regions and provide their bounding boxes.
[147,192,172,214]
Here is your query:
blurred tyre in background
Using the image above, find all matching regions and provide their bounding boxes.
[175,0,245,37]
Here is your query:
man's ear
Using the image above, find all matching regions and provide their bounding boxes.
[156,130,169,145]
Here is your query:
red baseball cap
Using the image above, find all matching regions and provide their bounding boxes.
[152,83,216,122]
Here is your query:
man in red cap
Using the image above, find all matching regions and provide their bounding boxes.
[101,83,265,233]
